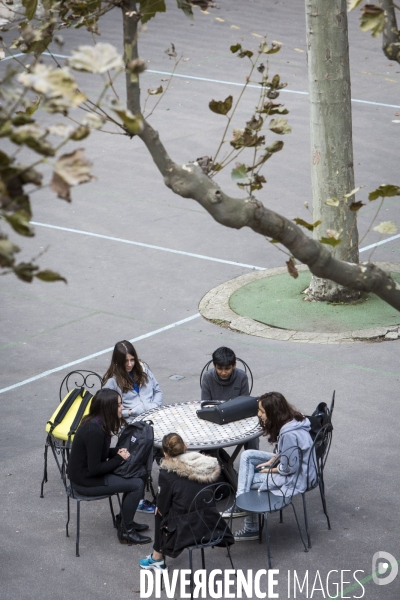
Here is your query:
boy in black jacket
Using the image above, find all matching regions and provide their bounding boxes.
[201,347,259,450]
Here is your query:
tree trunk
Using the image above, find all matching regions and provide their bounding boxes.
[305,0,361,303]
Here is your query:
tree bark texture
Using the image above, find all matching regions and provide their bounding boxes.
[123,0,142,115]
[306,0,361,302]
[381,0,400,63]
[121,8,400,313]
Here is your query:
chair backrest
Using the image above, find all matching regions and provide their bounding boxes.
[187,482,235,548]
[260,445,304,510]
[306,423,333,491]
[59,370,102,402]
[199,358,253,393]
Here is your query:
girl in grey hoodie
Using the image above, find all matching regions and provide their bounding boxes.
[231,392,316,541]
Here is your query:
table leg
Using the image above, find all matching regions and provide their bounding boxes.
[214,444,244,492]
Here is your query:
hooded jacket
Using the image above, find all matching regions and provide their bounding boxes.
[103,364,163,420]
[157,452,234,557]
[259,418,316,496]
[201,368,249,401]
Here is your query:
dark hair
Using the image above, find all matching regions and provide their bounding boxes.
[212,347,236,367]
[81,388,122,437]
[258,392,304,444]
[102,340,148,393]
[162,433,185,457]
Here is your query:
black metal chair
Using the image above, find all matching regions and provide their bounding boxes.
[199,358,253,393]
[164,483,236,599]
[236,446,308,568]
[302,422,333,548]
[66,483,126,557]
[40,370,102,497]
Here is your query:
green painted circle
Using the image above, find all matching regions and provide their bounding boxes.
[229,271,400,333]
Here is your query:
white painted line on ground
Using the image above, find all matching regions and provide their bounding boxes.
[359,232,400,252]
[1,53,399,109]
[0,313,201,395]
[32,220,400,265]
[31,222,266,270]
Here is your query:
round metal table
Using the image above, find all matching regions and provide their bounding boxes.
[132,401,263,490]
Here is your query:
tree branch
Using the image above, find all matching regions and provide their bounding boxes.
[381,0,400,63]
[123,1,142,115]
[138,119,400,310]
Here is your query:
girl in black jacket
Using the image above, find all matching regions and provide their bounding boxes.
[139,433,233,571]
[68,388,151,545]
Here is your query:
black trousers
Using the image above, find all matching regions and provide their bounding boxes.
[72,474,144,525]
[153,512,162,552]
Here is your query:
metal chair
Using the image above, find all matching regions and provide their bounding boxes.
[199,357,253,393]
[236,446,308,568]
[40,370,102,497]
[302,422,333,548]
[66,483,125,557]
[164,483,236,599]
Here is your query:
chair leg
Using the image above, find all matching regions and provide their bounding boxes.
[108,496,116,528]
[264,513,272,569]
[226,543,235,570]
[66,495,70,537]
[279,509,283,523]
[40,443,49,498]
[201,547,205,569]
[318,478,331,530]
[258,513,264,544]
[302,493,312,549]
[290,503,308,553]
[76,500,81,557]
[188,548,194,600]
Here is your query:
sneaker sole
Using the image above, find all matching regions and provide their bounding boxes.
[221,512,249,518]
[140,564,168,572]
[234,534,259,542]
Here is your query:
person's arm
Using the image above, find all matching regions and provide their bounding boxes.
[147,369,163,407]
[277,432,299,476]
[156,469,174,517]
[85,424,124,477]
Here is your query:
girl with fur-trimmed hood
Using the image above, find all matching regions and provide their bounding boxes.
[139,433,234,571]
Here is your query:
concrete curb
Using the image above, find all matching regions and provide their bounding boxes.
[198,262,400,344]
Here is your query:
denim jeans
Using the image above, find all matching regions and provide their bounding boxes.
[236,449,275,531]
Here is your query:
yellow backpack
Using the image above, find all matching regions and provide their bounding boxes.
[45,387,93,442]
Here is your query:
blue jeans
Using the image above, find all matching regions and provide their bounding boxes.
[237,449,275,531]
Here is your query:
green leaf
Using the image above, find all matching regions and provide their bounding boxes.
[293,218,322,231]
[22,0,38,21]
[68,44,124,74]
[139,0,166,24]
[325,197,340,207]
[70,125,90,141]
[257,101,289,116]
[10,124,55,157]
[373,221,398,234]
[360,5,385,37]
[230,43,242,53]
[110,100,144,135]
[349,201,365,211]
[148,85,163,96]
[347,0,363,10]
[259,41,281,55]
[264,140,284,153]
[343,186,362,198]
[320,237,342,247]
[0,238,20,268]
[4,210,34,237]
[231,164,249,183]
[269,118,292,135]
[209,95,233,115]
[13,261,39,283]
[176,0,194,19]
[368,184,400,200]
[35,269,67,283]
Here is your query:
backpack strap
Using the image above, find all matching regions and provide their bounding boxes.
[67,389,93,441]
[47,387,83,434]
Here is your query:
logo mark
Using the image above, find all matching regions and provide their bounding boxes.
[372,551,398,586]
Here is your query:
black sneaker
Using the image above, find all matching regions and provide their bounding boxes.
[220,504,250,518]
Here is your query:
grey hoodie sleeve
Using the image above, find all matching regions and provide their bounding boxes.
[277,432,301,476]
[102,378,129,417]
[146,368,163,407]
